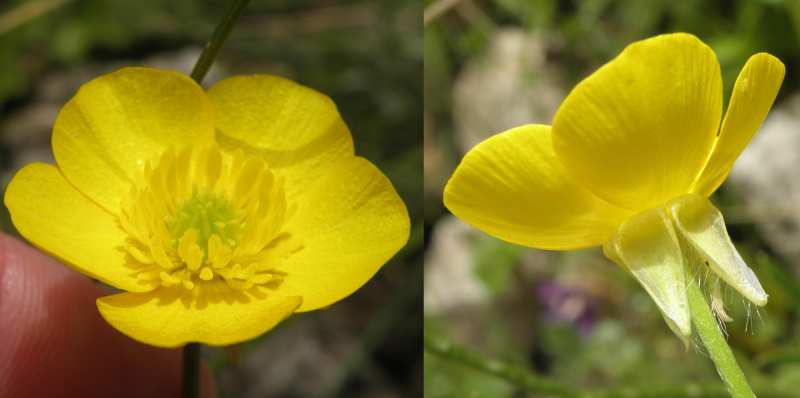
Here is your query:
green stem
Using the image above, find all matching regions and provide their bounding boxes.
[190,0,251,84]
[424,333,584,398]
[687,278,756,398]
[182,343,201,398]
[182,1,250,395]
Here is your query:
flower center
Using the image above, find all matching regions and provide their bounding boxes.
[118,144,301,292]
[167,191,241,253]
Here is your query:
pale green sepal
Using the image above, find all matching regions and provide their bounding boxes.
[668,194,768,306]
[603,206,691,344]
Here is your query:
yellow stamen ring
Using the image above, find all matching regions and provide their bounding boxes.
[119,144,296,291]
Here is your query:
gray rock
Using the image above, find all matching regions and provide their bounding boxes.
[728,93,800,263]
[424,216,488,314]
[452,28,564,154]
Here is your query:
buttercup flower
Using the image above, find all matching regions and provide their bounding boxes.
[5,67,409,347]
[444,33,784,341]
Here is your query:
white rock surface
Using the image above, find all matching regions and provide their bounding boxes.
[424,216,488,314]
[452,28,563,153]
[729,93,800,263]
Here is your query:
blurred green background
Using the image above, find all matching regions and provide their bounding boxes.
[0,1,421,397]
[425,0,800,397]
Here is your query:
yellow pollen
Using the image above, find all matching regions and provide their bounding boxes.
[119,144,297,292]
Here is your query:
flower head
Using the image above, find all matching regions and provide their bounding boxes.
[444,33,784,341]
[5,67,409,347]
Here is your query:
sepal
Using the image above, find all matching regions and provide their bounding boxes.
[668,194,768,306]
[603,207,691,344]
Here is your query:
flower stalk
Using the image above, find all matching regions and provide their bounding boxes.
[190,0,252,84]
[182,343,201,398]
[687,277,756,398]
[185,0,251,396]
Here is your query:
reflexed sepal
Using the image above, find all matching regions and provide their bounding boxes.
[668,194,768,307]
[603,207,691,344]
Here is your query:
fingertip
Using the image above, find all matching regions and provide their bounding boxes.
[0,233,200,397]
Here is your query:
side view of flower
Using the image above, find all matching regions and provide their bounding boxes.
[444,33,784,343]
[5,67,410,348]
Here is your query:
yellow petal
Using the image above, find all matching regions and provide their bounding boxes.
[97,285,301,347]
[668,194,767,306]
[444,124,631,250]
[52,67,215,213]
[207,75,354,199]
[4,163,149,292]
[552,33,722,211]
[603,206,691,343]
[274,156,409,312]
[692,53,785,196]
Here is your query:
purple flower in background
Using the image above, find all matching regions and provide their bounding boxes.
[536,280,597,335]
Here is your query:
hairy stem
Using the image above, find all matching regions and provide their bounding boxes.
[687,279,756,398]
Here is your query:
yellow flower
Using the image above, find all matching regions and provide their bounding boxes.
[444,33,784,341]
[5,67,409,347]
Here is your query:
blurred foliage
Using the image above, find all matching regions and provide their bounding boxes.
[425,0,800,397]
[0,1,421,397]
[472,235,524,296]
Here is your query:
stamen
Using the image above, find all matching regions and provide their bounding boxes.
[119,144,297,292]
[177,229,204,271]
[199,267,214,281]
